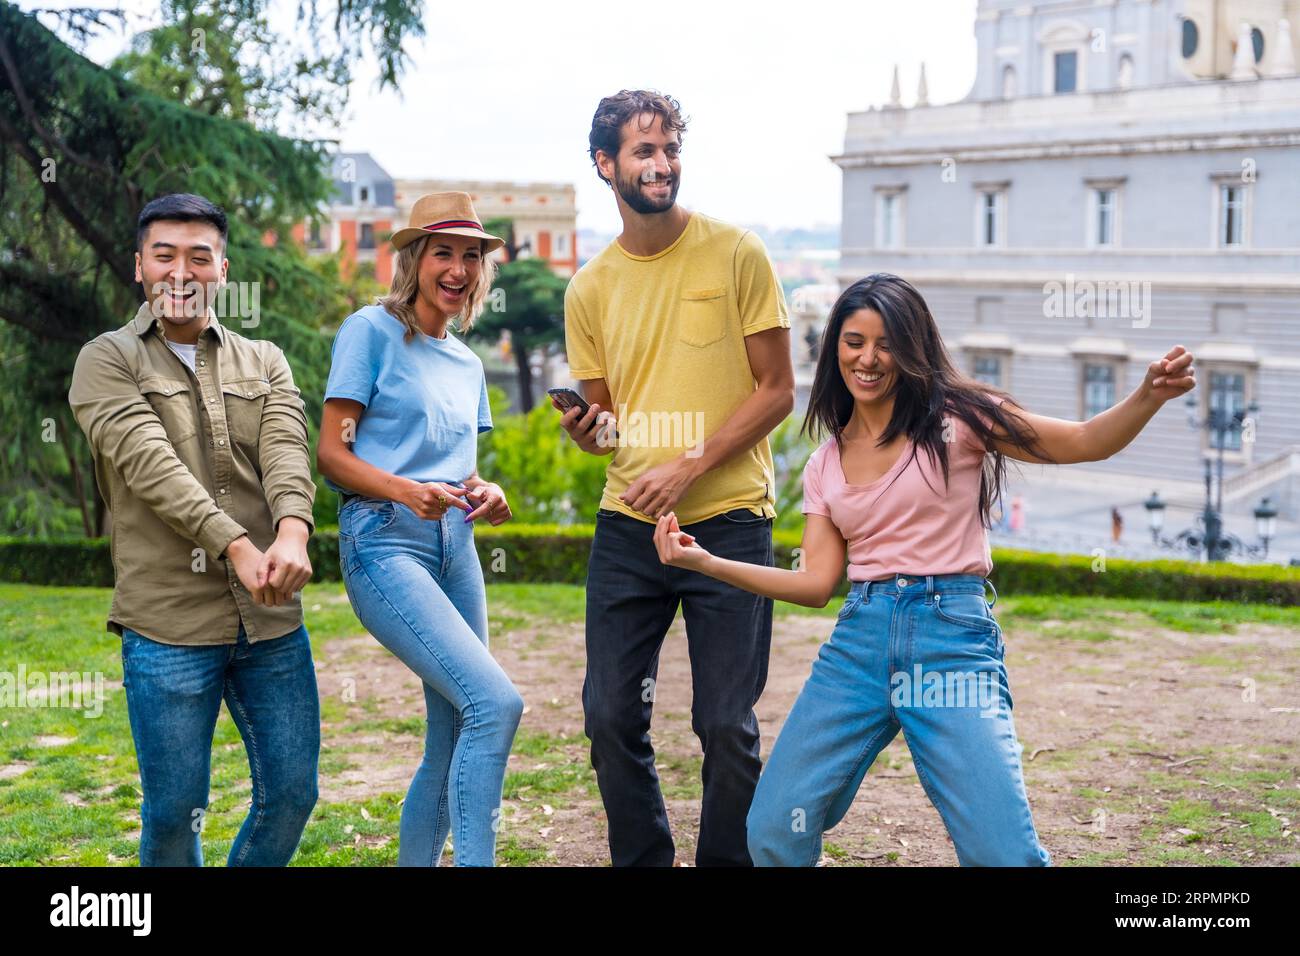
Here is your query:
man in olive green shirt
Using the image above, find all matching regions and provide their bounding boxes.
[68,193,320,866]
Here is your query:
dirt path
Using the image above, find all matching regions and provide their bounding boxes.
[312,606,1300,866]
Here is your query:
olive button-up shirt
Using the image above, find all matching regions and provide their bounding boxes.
[68,302,317,646]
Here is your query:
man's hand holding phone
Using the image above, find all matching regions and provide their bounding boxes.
[551,389,617,456]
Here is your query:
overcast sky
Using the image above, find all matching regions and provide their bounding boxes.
[41,0,979,232]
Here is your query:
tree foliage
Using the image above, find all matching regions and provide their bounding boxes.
[0,0,422,535]
[472,217,569,413]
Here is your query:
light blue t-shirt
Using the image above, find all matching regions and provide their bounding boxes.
[324,304,492,493]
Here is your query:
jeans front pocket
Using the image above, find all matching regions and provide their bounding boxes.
[341,499,398,540]
[836,588,865,622]
[719,507,767,526]
[932,591,997,635]
[678,287,728,348]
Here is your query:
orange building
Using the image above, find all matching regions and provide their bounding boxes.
[293,152,398,285]
[394,177,579,278]
[297,154,579,284]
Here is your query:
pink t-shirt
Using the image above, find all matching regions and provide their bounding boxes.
[801,401,1001,582]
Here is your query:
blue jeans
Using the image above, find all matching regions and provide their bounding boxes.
[746,574,1051,867]
[120,623,320,866]
[339,496,524,867]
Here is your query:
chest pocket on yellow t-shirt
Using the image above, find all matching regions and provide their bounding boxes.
[679,287,728,348]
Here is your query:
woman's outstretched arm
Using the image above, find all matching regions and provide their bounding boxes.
[653,511,847,607]
[990,345,1196,465]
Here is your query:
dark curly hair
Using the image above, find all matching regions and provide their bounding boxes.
[587,90,689,186]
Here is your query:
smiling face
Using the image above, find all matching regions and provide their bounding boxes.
[600,111,681,215]
[838,307,897,406]
[135,219,228,328]
[415,233,483,318]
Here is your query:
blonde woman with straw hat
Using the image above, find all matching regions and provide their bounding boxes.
[318,192,523,866]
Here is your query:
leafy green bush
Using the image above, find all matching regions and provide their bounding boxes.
[473,386,610,524]
[3,528,1297,605]
[769,415,817,531]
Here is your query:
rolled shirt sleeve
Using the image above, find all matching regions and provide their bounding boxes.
[256,342,317,534]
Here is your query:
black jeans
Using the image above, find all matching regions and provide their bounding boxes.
[583,507,774,866]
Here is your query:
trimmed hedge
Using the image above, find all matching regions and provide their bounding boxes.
[1,528,1297,605]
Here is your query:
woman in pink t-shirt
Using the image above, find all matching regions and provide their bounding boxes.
[653,273,1195,866]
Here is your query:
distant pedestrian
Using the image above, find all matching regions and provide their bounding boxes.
[1111,507,1123,543]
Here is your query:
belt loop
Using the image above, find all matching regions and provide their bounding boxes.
[925,575,935,603]
[985,578,998,609]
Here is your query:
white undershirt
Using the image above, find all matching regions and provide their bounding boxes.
[165,339,197,373]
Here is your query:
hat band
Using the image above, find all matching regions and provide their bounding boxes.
[420,219,484,232]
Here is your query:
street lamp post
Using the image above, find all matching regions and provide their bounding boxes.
[1142,394,1273,562]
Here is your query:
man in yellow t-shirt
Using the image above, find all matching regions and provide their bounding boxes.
[554,90,794,867]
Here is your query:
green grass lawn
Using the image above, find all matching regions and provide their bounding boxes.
[1,582,1297,866]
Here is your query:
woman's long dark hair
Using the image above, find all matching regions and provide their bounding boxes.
[801,273,1054,529]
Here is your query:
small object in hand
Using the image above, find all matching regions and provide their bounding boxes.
[547,386,620,440]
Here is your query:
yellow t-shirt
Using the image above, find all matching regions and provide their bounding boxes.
[564,211,790,525]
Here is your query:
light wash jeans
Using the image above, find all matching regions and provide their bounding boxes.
[339,494,523,866]
[120,623,320,866]
[746,573,1051,867]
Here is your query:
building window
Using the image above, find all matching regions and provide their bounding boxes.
[359,223,375,250]
[309,220,325,250]
[1087,185,1121,247]
[875,189,905,249]
[359,186,370,204]
[1001,64,1017,99]
[1096,189,1115,245]
[1117,53,1134,89]
[1250,27,1264,63]
[555,231,569,256]
[1181,18,1199,58]
[1082,363,1116,418]
[976,189,1005,247]
[1208,370,1247,451]
[972,354,1004,387]
[1053,50,1078,93]
[1219,183,1246,247]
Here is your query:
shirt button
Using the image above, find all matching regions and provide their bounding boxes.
[199,360,206,367]
[218,439,225,446]
[898,577,909,587]
[219,488,227,495]
[208,397,215,404]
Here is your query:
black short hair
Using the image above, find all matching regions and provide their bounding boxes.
[136,193,228,252]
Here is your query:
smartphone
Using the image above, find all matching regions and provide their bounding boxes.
[547,386,591,416]
[547,387,619,440]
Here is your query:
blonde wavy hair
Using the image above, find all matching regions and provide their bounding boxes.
[378,234,497,340]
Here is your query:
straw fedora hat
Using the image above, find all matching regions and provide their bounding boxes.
[389,192,506,253]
